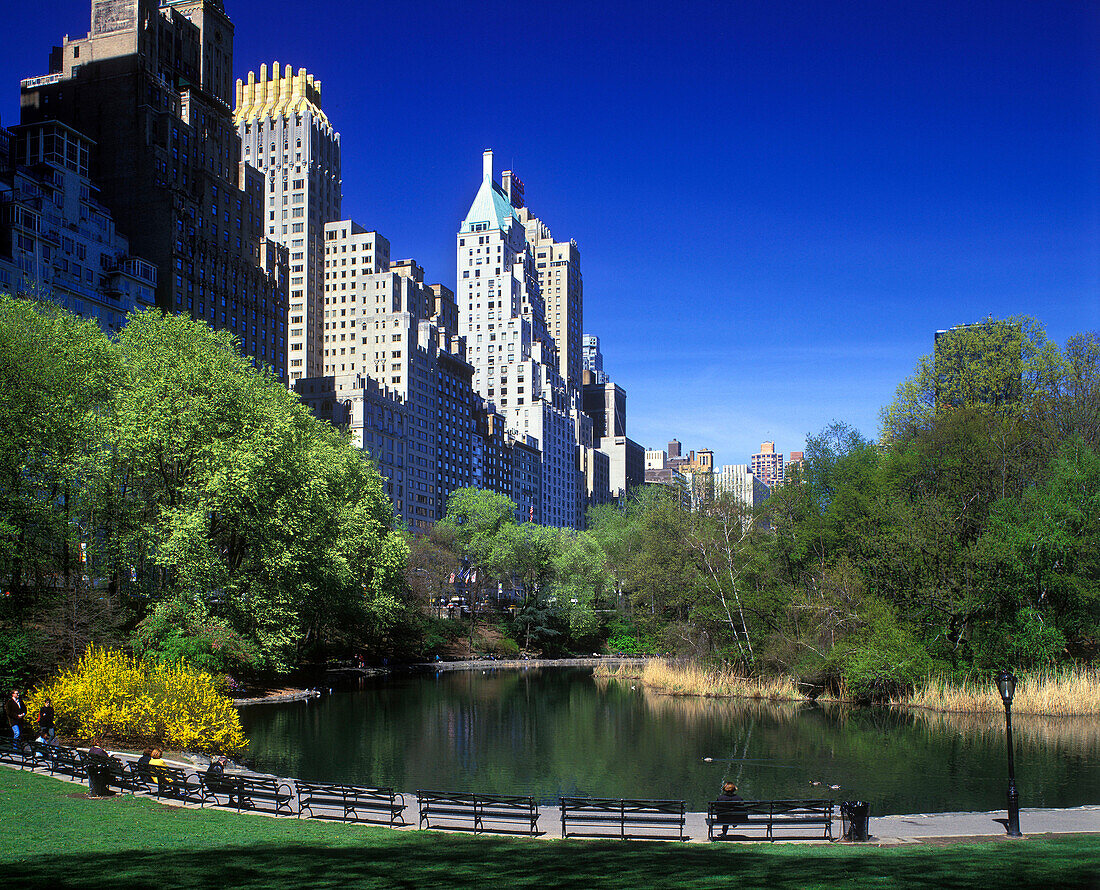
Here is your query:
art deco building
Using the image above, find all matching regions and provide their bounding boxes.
[234,62,341,384]
[20,0,287,378]
[582,333,607,383]
[514,195,582,394]
[456,150,575,527]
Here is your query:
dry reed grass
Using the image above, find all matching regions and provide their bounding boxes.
[597,659,1100,717]
[597,658,806,702]
[896,666,1100,717]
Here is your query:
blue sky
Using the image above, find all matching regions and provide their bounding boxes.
[4,0,1098,465]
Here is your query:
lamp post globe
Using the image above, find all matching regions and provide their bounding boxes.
[996,670,1023,837]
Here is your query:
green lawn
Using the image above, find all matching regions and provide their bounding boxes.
[1,768,1097,889]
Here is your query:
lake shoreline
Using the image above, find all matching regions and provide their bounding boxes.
[234,656,649,706]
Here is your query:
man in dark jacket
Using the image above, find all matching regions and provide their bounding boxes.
[4,690,26,740]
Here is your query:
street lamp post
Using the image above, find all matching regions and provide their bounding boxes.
[995,670,1023,837]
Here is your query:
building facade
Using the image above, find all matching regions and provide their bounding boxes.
[751,441,784,487]
[715,463,769,513]
[234,62,341,384]
[582,333,607,383]
[0,118,157,331]
[456,150,576,527]
[20,0,288,379]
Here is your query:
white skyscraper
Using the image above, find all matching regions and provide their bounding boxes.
[235,63,341,383]
[457,151,576,527]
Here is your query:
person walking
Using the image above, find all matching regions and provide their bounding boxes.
[4,690,26,741]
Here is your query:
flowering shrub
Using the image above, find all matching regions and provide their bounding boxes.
[28,646,247,755]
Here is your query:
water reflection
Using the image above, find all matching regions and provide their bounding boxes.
[238,668,1100,814]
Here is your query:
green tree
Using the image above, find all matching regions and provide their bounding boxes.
[101,310,408,670]
[881,316,1063,443]
[0,295,116,610]
[552,530,608,642]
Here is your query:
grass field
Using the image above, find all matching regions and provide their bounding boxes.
[2,768,1098,889]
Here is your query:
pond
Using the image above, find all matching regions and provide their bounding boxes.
[238,667,1100,814]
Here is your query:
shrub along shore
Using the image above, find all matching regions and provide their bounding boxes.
[596,660,1100,717]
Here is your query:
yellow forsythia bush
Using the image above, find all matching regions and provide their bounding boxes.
[29,646,247,755]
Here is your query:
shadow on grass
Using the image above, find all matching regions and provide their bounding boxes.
[9,836,1100,890]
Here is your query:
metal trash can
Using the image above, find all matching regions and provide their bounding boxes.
[840,800,871,841]
[86,759,111,796]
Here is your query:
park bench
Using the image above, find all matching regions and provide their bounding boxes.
[706,799,834,841]
[36,745,86,780]
[202,774,293,815]
[296,780,407,826]
[0,737,31,768]
[127,762,204,803]
[417,790,541,835]
[559,797,687,840]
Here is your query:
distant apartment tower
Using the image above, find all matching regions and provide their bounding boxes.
[751,442,784,487]
[514,190,583,394]
[457,150,575,527]
[20,0,288,378]
[582,333,606,383]
[235,62,341,383]
[0,119,158,332]
[787,451,804,479]
[299,220,471,531]
[716,464,770,512]
[582,377,626,441]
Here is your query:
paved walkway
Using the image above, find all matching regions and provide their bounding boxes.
[9,756,1097,845]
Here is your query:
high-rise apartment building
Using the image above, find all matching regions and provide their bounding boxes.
[0,118,158,332]
[716,464,769,513]
[457,150,575,527]
[299,220,473,531]
[582,333,606,383]
[515,197,582,394]
[234,62,341,383]
[751,441,784,487]
[20,0,288,378]
[583,377,626,442]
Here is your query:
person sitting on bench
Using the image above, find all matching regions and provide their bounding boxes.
[204,756,238,806]
[715,781,745,837]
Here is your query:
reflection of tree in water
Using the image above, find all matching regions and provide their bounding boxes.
[909,708,1100,754]
[240,670,1100,813]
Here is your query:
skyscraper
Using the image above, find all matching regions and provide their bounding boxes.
[751,442,784,487]
[234,62,341,384]
[582,333,607,383]
[515,197,583,394]
[457,150,575,527]
[20,0,287,378]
